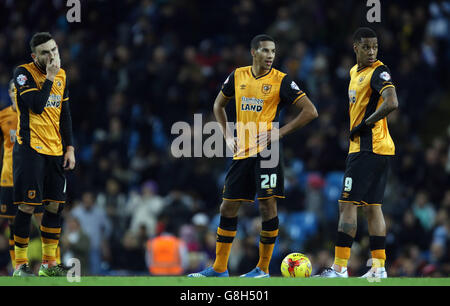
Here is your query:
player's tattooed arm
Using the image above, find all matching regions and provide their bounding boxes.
[365,87,398,125]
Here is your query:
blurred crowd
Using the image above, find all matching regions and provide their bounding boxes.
[0,0,449,277]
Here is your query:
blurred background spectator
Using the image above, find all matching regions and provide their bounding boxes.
[0,0,448,276]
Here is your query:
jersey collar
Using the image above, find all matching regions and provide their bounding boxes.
[251,67,272,80]
[357,60,379,72]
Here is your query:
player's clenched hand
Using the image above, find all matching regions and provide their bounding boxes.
[63,146,76,170]
[46,54,60,81]
[349,120,374,141]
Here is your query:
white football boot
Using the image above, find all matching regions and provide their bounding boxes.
[360,267,387,279]
[314,267,348,278]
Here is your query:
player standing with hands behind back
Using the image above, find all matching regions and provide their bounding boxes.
[317,27,399,279]
[12,32,75,276]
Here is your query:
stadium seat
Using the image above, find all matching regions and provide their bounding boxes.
[323,171,344,221]
[285,212,318,249]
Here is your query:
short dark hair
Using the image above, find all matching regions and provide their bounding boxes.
[250,34,275,50]
[30,32,53,52]
[353,27,377,43]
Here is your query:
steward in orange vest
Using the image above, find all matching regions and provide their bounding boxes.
[146,223,188,275]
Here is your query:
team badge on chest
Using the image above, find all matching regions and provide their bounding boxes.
[262,84,272,94]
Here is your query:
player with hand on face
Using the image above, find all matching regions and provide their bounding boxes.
[12,32,75,277]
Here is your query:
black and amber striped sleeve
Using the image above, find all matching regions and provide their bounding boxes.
[60,79,74,148]
[279,75,306,108]
[220,71,235,99]
[370,65,395,95]
[13,66,53,115]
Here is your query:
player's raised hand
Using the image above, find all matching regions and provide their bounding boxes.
[46,54,60,81]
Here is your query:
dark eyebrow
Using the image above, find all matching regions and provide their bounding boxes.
[39,46,57,54]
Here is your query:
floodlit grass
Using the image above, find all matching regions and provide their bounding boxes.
[0,276,449,286]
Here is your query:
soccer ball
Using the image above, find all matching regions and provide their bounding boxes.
[280,253,312,277]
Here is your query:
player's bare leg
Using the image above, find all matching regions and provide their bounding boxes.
[333,203,357,273]
[317,203,356,277]
[361,205,387,278]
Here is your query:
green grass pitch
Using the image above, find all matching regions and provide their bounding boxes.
[0,276,449,286]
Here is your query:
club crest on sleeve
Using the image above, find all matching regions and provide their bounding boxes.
[16,74,27,86]
[28,190,36,199]
[379,71,391,81]
[290,81,300,91]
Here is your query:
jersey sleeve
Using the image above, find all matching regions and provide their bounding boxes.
[13,66,38,96]
[370,65,395,95]
[60,77,74,148]
[13,66,53,114]
[220,71,235,98]
[279,75,306,108]
[63,80,69,102]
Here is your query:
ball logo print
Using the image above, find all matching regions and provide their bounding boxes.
[287,258,300,277]
[281,253,312,278]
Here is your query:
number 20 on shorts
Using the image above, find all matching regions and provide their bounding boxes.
[261,174,277,189]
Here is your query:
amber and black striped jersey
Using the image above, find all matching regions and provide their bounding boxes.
[0,105,18,187]
[13,62,73,156]
[348,60,395,155]
[221,66,306,159]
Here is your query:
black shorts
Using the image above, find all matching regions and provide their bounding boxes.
[222,149,285,202]
[13,143,66,206]
[338,151,391,206]
[0,186,44,218]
